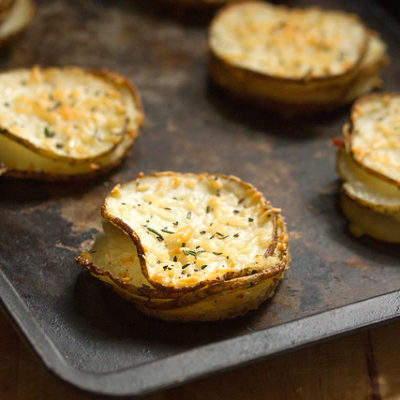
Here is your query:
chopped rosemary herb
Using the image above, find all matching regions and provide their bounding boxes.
[234,233,239,238]
[186,211,192,220]
[213,252,222,256]
[44,127,55,138]
[56,143,64,149]
[182,263,190,269]
[209,234,215,239]
[183,249,205,258]
[147,227,164,241]
[173,256,178,262]
[238,198,245,204]
[248,218,254,222]
[201,265,208,269]
[164,207,172,210]
[182,242,186,247]
[173,221,179,226]
[200,230,206,234]
[233,210,240,214]
[161,228,175,234]
[206,205,211,213]
[216,232,229,239]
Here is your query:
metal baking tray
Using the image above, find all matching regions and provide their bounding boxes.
[1,0,399,397]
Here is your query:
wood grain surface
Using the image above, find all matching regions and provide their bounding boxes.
[1,310,399,400]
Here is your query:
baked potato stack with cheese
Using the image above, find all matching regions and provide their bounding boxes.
[336,93,400,243]
[0,0,35,46]
[77,172,290,321]
[0,66,144,180]
[208,1,388,115]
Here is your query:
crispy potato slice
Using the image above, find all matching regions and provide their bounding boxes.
[77,172,290,321]
[349,93,400,186]
[0,68,143,180]
[0,0,35,47]
[208,2,388,114]
[340,190,400,244]
[337,148,400,213]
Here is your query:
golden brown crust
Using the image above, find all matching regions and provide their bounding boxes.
[1,67,144,181]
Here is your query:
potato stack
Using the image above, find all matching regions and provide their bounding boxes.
[0,66,144,180]
[209,1,388,115]
[77,172,290,321]
[337,93,400,243]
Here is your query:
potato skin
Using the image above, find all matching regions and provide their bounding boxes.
[0,67,144,181]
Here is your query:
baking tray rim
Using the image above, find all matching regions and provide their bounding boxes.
[1,269,399,398]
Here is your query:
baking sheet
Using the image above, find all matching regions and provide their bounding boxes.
[0,0,399,396]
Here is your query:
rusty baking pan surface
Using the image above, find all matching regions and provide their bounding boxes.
[0,0,399,397]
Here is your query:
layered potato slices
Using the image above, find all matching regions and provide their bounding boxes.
[209,1,388,115]
[337,93,400,243]
[77,172,290,321]
[0,66,143,180]
[0,0,35,46]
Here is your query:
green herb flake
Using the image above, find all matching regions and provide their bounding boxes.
[173,256,178,262]
[233,209,240,214]
[182,263,190,269]
[173,221,179,226]
[248,218,254,222]
[182,242,186,247]
[44,127,55,138]
[161,228,175,234]
[213,252,222,256]
[200,230,206,234]
[147,227,164,241]
[238,198,245,204]
[201,265,208,269]
[206,205,211,213]
[186,211,192,220]
[234,233,239,238]
[56,143,64,149]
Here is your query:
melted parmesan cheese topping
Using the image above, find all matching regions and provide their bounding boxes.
[104,174,279,289]
[210,2,366,79]
[0,67,127,160]
[351,94,400,184]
